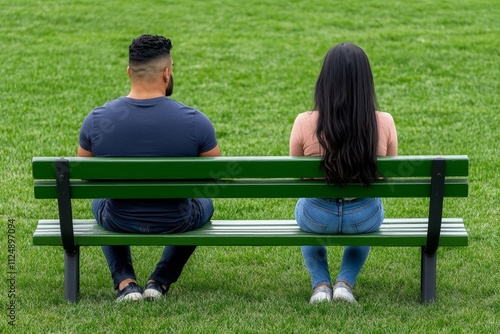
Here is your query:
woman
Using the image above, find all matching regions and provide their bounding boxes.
[290,43,398,303]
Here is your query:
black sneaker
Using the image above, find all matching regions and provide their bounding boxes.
[142,281,169,301]
[116,282,143,302]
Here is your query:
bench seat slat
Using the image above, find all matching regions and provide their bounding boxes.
[33,218,468,247]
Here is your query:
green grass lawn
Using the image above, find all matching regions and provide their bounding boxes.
[1,0,498,332]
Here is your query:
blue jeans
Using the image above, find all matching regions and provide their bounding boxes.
[295,198,383,289]
[92,198,214,289]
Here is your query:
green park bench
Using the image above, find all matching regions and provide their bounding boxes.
[32,156,469,303]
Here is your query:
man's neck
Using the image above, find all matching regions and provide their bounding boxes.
[127,91,164,100]
[127,83,165,100]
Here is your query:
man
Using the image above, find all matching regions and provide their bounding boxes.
[78,34,221,302]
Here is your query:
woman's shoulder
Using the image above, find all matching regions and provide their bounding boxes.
[294,111,318,123]
[376,110,394,121]
[376,110,396,127]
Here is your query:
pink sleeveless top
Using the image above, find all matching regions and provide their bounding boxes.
[290,110,398,157]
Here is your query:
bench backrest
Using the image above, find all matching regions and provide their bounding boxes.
[33,156,468,199]
[32,155,468,254]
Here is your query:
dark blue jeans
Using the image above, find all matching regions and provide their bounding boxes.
[92,198,214,289]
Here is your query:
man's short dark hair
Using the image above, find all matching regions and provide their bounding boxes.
[129,35,172,65]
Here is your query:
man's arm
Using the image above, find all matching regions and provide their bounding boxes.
[77,145,94,157]
[199,145,221,157]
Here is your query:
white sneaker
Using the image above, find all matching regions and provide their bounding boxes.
[332,281,356,303]
[142,281,168,301]
[309,285,333,303]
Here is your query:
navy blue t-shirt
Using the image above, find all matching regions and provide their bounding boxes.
[79,96,218,226]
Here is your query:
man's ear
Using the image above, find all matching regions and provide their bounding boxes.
[163,67,170,83]
[127,66,132,78]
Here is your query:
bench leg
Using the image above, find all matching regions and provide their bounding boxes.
[421,247,437,303]
[64,247,80,303]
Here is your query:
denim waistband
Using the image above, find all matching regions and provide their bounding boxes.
[319,198,360,204]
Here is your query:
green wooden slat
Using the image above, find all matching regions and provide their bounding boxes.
[33,218,468,247]
[32,156,469,180]
[34,178,469,199]
[377,155,468,178]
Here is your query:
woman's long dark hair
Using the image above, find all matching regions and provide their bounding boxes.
[315,43,379,186]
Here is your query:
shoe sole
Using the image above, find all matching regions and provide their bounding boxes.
[309,292,332,303]
[333,288,356,303]
[142,289,163,301]
[116,292,143,302]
